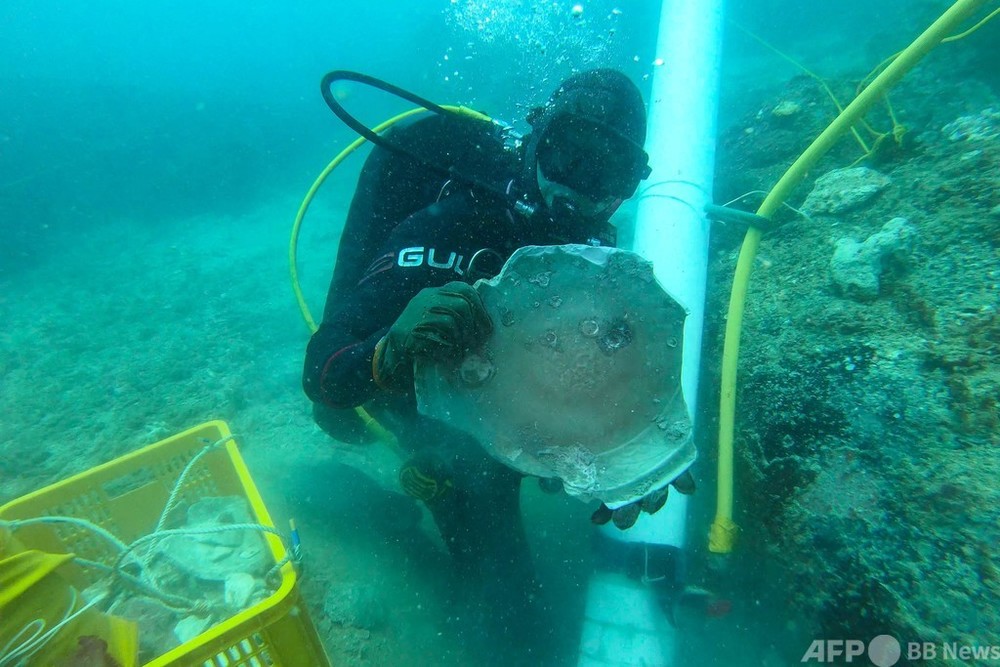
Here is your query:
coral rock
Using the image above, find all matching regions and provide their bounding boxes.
[173,615,211,644]
[830,217,916,301]
[802,167,891,215]
[771,100,802,117]
[942,107,1000,142]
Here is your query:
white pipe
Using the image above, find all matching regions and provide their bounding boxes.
[578,0,724,663]
[635,0,723,421]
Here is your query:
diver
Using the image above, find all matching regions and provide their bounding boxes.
[302,68,677,661]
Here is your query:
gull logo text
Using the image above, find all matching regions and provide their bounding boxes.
[397,247,467,276]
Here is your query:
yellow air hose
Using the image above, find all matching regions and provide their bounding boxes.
[289,104,493,445]
[709,0,995,554]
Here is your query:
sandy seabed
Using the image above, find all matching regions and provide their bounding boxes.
[0,195,613,665]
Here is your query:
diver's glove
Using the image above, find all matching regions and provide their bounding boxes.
[373,281,493,390]
[399,451,453,502]
[591,471,696,530]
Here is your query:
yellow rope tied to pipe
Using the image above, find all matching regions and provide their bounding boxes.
[732,23,874,155]
[710,0,995,554]
[858,6,1000,93]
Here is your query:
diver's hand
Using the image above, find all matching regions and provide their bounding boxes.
[399,449,453,502]
[591,471,696,530]
[373,281,493,389]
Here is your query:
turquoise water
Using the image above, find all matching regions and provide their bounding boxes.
[2,1,997,665]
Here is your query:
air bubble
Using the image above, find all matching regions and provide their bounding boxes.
[579,318,600,338]
[598,320,633,355]
[458,353,495,387]
[529,271,552,288]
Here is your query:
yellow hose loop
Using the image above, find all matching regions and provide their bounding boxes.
[710,0,993,554]
[290,105,491,334]
[943,4,1000,39]
[858,6,1000,93]
[732,22,873,156]
[290,104,493,445]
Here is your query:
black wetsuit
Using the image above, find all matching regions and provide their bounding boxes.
[302,112,613,659]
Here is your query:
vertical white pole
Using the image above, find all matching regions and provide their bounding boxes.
[633,0,724,420]
[578,0,724,664]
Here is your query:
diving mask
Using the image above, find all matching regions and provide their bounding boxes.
[536,165,622,220]
[536,113,650,201]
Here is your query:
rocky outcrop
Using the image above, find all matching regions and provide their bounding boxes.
[708,84,1000,663]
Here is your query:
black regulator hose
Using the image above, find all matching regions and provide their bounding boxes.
[319,70,530,212]
[320,70,454,157]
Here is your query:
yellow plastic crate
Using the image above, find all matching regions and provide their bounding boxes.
[0,420,331,667]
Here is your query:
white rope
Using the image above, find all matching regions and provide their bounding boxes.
[641,543,666,585]
[0,590,107,667]
[3,433,296,631]
[0,516,128,553]
[155,436,234,534]
[0,619,45,667]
